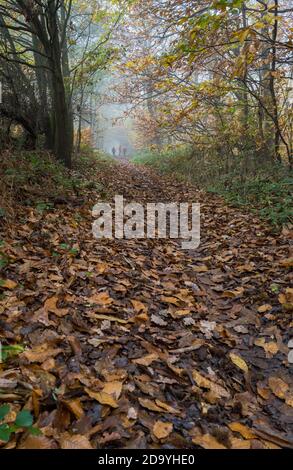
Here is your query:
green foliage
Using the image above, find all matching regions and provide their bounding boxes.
[133,147,292,227]
[0,405,41,443]
[0,252,9,271]
[0,344,24,362]
[36,202,54,213]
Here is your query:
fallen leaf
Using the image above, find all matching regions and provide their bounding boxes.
[279,258,293,268]
[133,353,159,366]
[138,398,179,414]
[85,388,118,408]
[222,287,244,298]
[88,313,127,324]
[0,279,17,290]
[229,353,248,373]
[268,377,289,399]
[192,433,226,449]
[63,399,84,419]
[88,292,114,306]
[193,265,209,273]
[131,299,148,313]
[151,314,167,326]
[19,436,55,449]
[22,343,62,363]
[228,422,256,439]
[138,398,165,413]
[153,421,173,439]
[59,433,93,449]
[44,296,68,317]
[102,381,123,400]
[192,371,230,399]
[257,304,272,313]
[155,400,179,414]
[254,338,278,356]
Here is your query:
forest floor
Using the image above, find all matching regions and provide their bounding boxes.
[0,155,292,449]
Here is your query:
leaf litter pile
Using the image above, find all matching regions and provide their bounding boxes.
[0,159,292,449]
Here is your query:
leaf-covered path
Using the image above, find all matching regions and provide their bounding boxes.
[0,161,292,449]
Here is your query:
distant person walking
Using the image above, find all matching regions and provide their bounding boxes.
[112,147,116,157]
[123,147,127,158]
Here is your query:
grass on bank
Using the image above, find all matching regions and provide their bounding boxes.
[0,147,112,221]
[133,147,293,227]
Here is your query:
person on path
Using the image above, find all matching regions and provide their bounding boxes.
[112,147,116,157]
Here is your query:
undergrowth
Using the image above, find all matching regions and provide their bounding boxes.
[133,147,293,227]
[0,148,111,221]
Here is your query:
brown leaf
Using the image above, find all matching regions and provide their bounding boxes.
[88,291,114,306]
[257,304,272,313]
[228,422,256,439]
[133,353,159,366]
[192,371,230,399]
[102,381,123,400]
[44,296,69,317]
[85,388,118,408]
[131,299,148,313]
[229,353,248,373]
[22,343,62,363]
[63,399,84,419]
[153,421,173,439]
[19,436,55,449]
[192,433,227,449]
[138,398,165,413]
[279,257,293,268]
[59,433,93,449]
[0,279,17,290]
[192,265,209,273]
[222,287,244,298]
[254,338,278,356]
[268,377,289,399]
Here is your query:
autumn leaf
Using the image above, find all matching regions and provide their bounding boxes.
[22,343,62,363]
[84,388,118,408]
[153,421,173,439]
[192,433,227,449]
[138,398,165,413]
[138,398,179,414]
[228,422,256,439]
[88,291,114,306]
[257,304,272,313]
[44,296,69,317]
[59,433,93,449]
[268,377,289,399]
[192,371,230,399]
[102,381,123,400]
[192,265,209,273]
[254,338,278,356]
[131,299,148,314]
[229,353,248,373]
[222,287,244,298]
[19,436,55,449]
[160,296,181,305]
[63,399,84,419]
[155,400,179,414]
[133,353,159,366]
[279,258,293,268]
[0,279,17,289]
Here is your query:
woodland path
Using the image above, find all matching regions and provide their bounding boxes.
[0,161,292,449]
